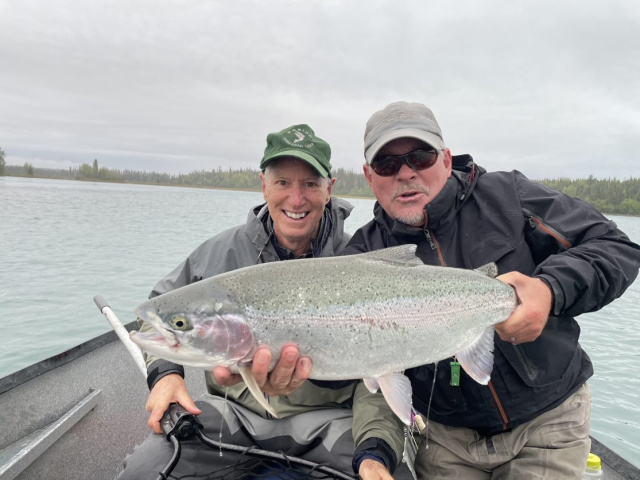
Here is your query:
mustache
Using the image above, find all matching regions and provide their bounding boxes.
[392,183,430,200]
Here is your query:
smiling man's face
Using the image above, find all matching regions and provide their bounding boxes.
[364,137,452,226]
[261,157,334,257]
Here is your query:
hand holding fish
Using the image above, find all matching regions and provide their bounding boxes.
[213,344,312,396]
[146,374,202,434]
[495,272,553,345]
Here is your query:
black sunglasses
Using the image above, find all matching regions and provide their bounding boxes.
[371,149,439,177]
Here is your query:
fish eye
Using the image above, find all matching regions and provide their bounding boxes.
[168,314,192,331]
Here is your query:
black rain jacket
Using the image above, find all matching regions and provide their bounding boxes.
[344,155,640,434]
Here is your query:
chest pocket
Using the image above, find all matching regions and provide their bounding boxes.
[464,228,535,275]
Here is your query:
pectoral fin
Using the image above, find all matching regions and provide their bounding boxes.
[368,373,413,425]
[456,326,495,384]
[237,364,279,418]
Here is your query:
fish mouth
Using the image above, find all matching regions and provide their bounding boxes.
[129,328,214,370]
[284,210,309,220]
[130,329,179,349]
[135,306,179,346]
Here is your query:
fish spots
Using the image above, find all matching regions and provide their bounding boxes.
[360,317,377,327]
[193,304,208,315]
[355,316,401,331]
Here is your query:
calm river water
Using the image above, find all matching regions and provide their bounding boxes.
[1,176,639,466]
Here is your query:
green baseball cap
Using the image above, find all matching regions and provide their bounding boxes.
[260,124,332,178]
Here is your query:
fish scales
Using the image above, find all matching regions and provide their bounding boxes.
[200,251,511,378]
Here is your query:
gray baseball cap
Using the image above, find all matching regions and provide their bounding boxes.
[364,101,445,164]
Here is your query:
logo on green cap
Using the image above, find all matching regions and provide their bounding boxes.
[282,126,315,149]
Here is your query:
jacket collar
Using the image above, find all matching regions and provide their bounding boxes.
[264,209,332,260]
[246,198,353,262]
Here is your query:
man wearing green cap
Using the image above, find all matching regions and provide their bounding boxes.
[119,124,408,479]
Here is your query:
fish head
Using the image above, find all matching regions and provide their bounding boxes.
[131,299,255,370]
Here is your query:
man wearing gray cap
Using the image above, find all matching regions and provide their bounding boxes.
[120,124,409,479]
[346,102,640,479]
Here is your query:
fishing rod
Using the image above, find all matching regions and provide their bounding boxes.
[93,295,356,480]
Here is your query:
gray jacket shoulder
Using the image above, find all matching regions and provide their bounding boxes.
[150,197,353,297]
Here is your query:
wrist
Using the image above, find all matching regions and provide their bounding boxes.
[536,274,562,315]
[146,360,184,390]
[357,454,387,472]
[352,437,395,474]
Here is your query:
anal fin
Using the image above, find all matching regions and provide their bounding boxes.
[370,372,413,425]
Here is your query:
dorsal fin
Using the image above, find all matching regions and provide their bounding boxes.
[474,262,498,278]
[362,245,423,266]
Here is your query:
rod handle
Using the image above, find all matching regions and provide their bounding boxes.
[93,295,109,311]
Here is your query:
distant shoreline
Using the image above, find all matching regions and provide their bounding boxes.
[1,173,377,200]
[4,172,639,215]
[5,162,640,217]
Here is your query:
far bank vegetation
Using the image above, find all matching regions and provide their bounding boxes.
[3,159,640,216]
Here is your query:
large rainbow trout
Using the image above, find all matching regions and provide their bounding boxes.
[131,245,517,424]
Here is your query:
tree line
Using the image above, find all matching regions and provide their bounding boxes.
[2,157,640,215]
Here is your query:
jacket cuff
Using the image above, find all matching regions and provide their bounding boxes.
[352,437,396,474]
[536,274,564,316]
[146,360,185,390]
[308,379,356,389]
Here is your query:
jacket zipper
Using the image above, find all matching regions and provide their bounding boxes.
[424,221,511,431]
[423,227,446,266]
[523,209,572,248]
[488,381,509,430]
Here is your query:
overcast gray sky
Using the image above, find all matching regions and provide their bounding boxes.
[1,0,638,179]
